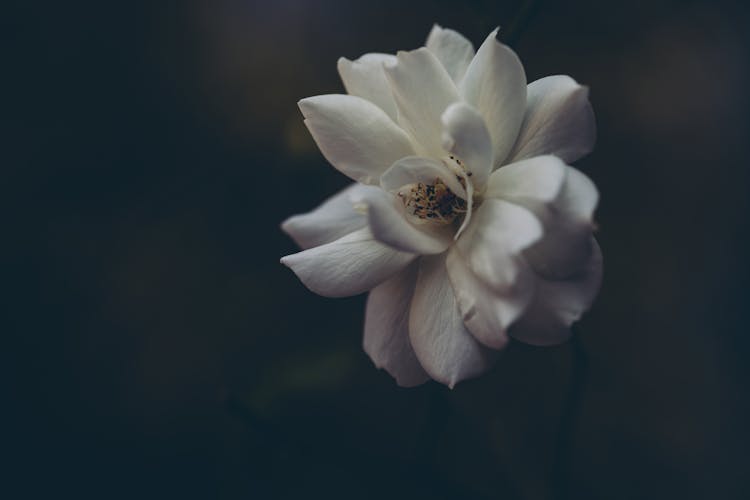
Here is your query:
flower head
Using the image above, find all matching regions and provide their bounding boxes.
[281,25,602,388]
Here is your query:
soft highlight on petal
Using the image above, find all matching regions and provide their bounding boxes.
[299,94,415,184]
[485,155,567,205]
[459,29,527,167]
[425,24,475,83]
[409,254,496,388]
[364,263,430,387]
[280,228,415,298]
[281,183,377,249]
[508,75,596,164]
[337,53,398,122]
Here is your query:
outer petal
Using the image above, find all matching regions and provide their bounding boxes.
[351,188,453,255]
[446,248,532,349]
[337,53,398,122]
[441,102,494,189]
[425,24,475,83]
[454,199,542,291]
[281,183,378,249]
[489,160,598,279]
[508,75,596,164]
[384,48,460,157]
[380,156,467,200]
[409,254,497,388]
[510,239,603,346]
[280,227,415,298]
[524,167,597,279]
[363,263,430,387]
[299,94,415,184]
[459,29,527,168]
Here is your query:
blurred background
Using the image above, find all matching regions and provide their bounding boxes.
[6,0,750,498]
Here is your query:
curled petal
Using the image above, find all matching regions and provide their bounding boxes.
[441,102,494,189]
[454,172,474,241]
[337,53,398,122]
[425,24,475,83]
[409,254,497,388]
[299,94,415,184]
[351,189,453,255]
[459,29,527,167]
[508,75,596,164]
[455,199,542,290]
[364,263,429,387]
[280,228,415,298]
[446,248,533,349]
[487,158,598,279]
[510,239,603,346]
[380,156,467,199]
[384,48,460,157]
[523,167,598,279]
[281,183,377,249]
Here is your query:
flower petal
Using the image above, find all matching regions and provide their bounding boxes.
[524,167,598,279]
[454,199,542,290]
[488,160,598,279]
[459,29,527,167]
[351,188,453,255]
[281,183,378,249]
[425,24,475,83]
[380,156,467,199]
[364,263,430,387]
[508,75,596,164]
[280,227,415,298]
[384,48,460,157]
[510,238,603,346]
[337,53,398,122]
[409,254,497,388]
[454,171,474,240]
[299,94,415,184]
[446,248,533,349]
[485,155,567,205]
[441,102,494,189]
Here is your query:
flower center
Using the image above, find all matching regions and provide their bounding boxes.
[397,155,474,226]
[398,178,467,224]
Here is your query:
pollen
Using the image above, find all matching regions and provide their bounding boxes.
[398,178,467,224]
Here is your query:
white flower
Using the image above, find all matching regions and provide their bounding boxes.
[281,25,602,388]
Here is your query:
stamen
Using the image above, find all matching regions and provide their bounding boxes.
[396,155,476,231]
[352,202,368,215]
[398,177,467,225]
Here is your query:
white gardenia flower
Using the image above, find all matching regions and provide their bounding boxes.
[281,25,602,388]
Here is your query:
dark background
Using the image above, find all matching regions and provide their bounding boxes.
[7,0,750,498]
